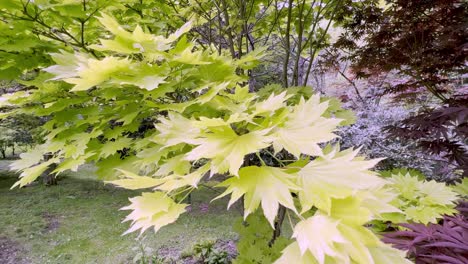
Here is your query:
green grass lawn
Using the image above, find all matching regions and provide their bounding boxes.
[0,160,240,264]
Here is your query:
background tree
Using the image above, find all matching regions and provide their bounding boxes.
[333,0,468,178]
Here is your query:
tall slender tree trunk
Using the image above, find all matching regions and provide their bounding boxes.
[282,0,294,87]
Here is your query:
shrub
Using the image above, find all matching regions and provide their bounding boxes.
[338,102,461,181]
[382,201,468,264]
[192,240,229,264]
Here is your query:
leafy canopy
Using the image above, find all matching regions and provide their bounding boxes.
[1,3,464,264]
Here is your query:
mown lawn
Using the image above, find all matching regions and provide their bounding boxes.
[0,160,240,264]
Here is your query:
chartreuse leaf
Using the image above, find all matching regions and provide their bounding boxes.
[107,170,163,190]
[196,82,230,104]
[53,152,95,174]
[90,13,181,54]
[334,109,356,126]
[45,53,133,91]
[335,224,379,264]
[100,137,133,158]
[154,163,211,191]
[234,47,267,69]
[10,146,45,171]
[272,95,342,157]
[253,91,291,115]
[153,112,201,147]
[173,47,211,65]
[328,197,373,226]
[385,172,458,224]
[274,242,321,264]
[121,192,187,235]
[452,177,468,197]
[297,146,386,213]
[45,51,88,80]
[225,85,257,104]
[186,127,273,176]
[356,188,401,220]
[12,158,60,188]
[166,20,193,42]
[274,215,412,264]
[95,155,142,180]
[367,245,413,264]
[215,166,299,227]
[292,215,348,264]
[155,154,192,176]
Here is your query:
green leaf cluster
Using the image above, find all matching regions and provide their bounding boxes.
[382,172,459,224]
[233,213,291,264]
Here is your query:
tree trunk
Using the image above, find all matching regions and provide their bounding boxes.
[42,163,58,186]
[41,153,58,186]
[0,148,5,159]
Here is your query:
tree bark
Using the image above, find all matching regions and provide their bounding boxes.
[282,0,294,87]
[269,205,286,246]
[42,163,58,186]
[41,153,58,186]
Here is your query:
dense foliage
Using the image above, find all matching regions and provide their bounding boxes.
[382,201,468,264]
[333,0,468,178]
[1,1,466,263]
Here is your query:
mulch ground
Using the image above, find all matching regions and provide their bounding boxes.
[0,236,29,264]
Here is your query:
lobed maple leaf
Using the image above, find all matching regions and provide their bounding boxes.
[215,166,299,227]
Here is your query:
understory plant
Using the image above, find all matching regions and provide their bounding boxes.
[382,201,468,264]
[2,13,463,264]
[192,240,229,264]
[381,171,459,225]
[338,102,459,180]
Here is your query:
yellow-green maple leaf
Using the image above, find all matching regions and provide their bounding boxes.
[274,242,321,264]
[107,170,163,190]
[368,245,413,264]
[45,51,90,80]
[173,48,211,65]
[386,172,458,224]
[253,91,291,115]
[214,166,299,226]
[153,112,200,147]
[298,146,386,213]
[121,192,187,235]
[272,95,342,157]
[295,215,349,263]
[99,137,133,158]
[90,14,186,54]
[45,52,133,91]
[418,180,458,206]
[275,215,349,264]
[335,224,380,263]
[12,158,60,188]
[192,113,252,129]
[53,152,95,174]
[186,127,273,176]
[154,163,211,191]
[155,154,192,176]
[452,177,468,196]
[356,188,401,221]
[10,146,45,171]
[275,214,411,264]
